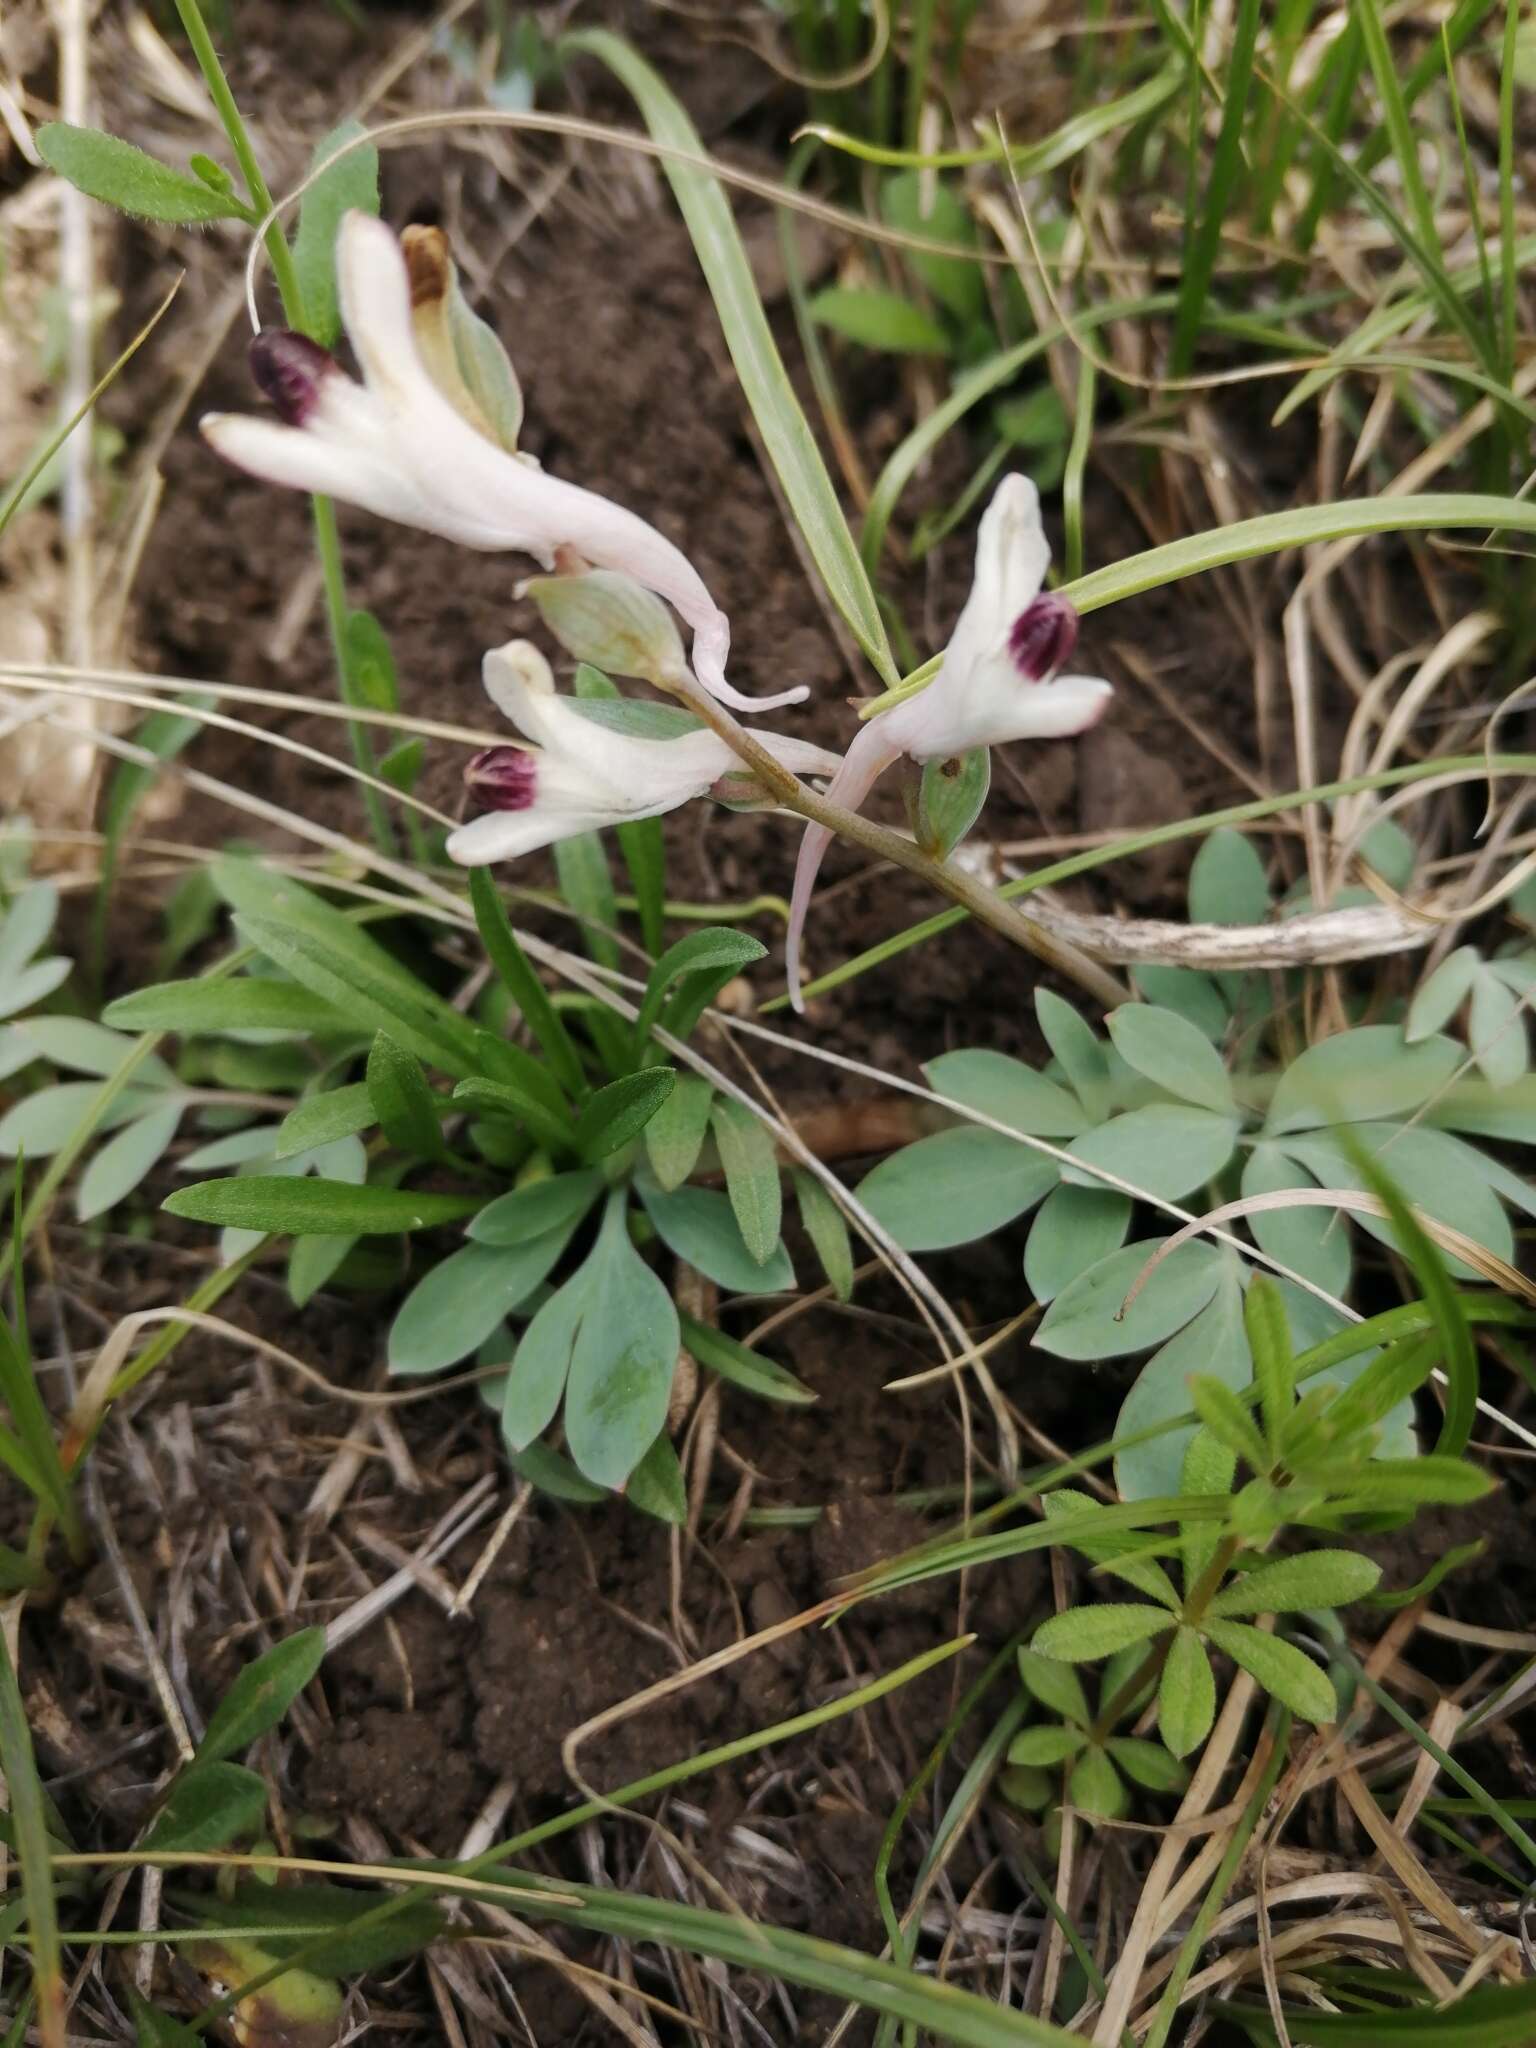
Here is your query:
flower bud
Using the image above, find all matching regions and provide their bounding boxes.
[522,568,688,687]
[400,224,524,453]
[464,745,537,812]
[249,330,336,426]
[1009,592,1079,681]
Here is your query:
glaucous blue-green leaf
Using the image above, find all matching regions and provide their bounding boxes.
[1036,1237,1226,1362]
[0,957,71,1020]
[467,1170,605,1246]
[1036,989,1112,1119]
[501,1270,588,1450]
[77,1101,183,1220]
[1024,1184,1132,1303]
[637,1180,794,1294]
[563,1191,680,1489]
[923,1049,1087,1137]
[1107,1004,1234,1113]
[1405,946,1479,1042]
[1469,968,1526,1087]
[0,1015,173,1084]
[857,1126,1056,1251]
[1062,1104,1238,1202]
[0,1083,165,1159]
[1242,1142,1352,1297]
[1359,816,1416,889]
[273,1084,375,1159]
[387,1224,579,1376]
[1112,1263,1248,1499]
[1424,1075,1536,1145]
[1282,1121,1514,1274]
[1130,965,1230,1040]
[1265,1027,1461,1134]
[1189,828,1270,925]
[0,879,58,979]
[503,1436,609,1504]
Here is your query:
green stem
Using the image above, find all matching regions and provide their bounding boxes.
[1090,1535,1241,1743]
[170,0,394,857]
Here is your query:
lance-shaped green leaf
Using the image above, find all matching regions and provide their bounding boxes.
[195,1630,326,1765]
[389,1225,580,1377]
[142,1763,268,1853]
[1207,1550,1382,1617]
[38,123,249,222]
[1016,1647,1091,1726]
[638,1180,794,1294]
[679,1311,815,1405]
[562,1190,680,1489]
[709,1097,782,1265]
[575,1069,677,1162]
[1032,1603,1175,1663]
[165,1177,479,1237]
[469,868,585,1096]
[1202,1620,1337,1723]
[793,1168,854,1302]
[1106,1737,1189,1793]
[643,1074,714,1190]
[1158,1626,1215,1759]
[367,1034,446,1160]
[468,1171,604,1247]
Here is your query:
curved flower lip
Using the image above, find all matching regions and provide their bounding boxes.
[444,639,837,868]
[200,212,805,713]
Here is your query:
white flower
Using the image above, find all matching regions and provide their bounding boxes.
[446,641,839,866]
[201,212,805,713]
[785,474,1112,1010]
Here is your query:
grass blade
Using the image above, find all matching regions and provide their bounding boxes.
[0,1622,64,2048]
[563,29,898,683]
[1168,0,1262,376]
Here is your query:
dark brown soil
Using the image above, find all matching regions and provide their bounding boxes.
[12,3,1535,2043]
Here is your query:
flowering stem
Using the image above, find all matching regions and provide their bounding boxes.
[171,0,395,858]
[675,681,1129,1009]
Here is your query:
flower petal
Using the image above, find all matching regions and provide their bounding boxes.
[446,806,613,865]
[199,412,423,525]
[945,474,1050,682]
[990,674,1113,743]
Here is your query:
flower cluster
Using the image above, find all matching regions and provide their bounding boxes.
[205,214,1113,1001]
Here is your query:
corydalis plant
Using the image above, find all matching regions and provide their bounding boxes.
[785,474,1113,1008]
[202,213,806,714]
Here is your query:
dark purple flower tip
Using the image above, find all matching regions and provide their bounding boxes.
[1008,593,1080,681]
[464,746,538,813]
[249,329,336,426]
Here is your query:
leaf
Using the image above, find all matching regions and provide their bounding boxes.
[1244,1276,1294,1444]
[1062,1104,1238,1201]
[808,284,949,355]
[563,1192,680,1489]
[553,831,620,970]
[575,1069,676,1163]
[1202,1620,1337,1722]
[568,31,895,682]
[857,1126,1056,1252]
[626,1432,687,1524]
[0,957,72,1020]
[272,1084,376,1160]
[1036,1237,1226,1362]
[345,610,399,712]
[1469,968,1527,1087]
[188,1881,443,1974]
[923,1049,1087,1137]
[1105,1736,1189,1793]
[637,1180,794,1294]
[36,123,247,223]
[634,928,767,1047]
[1007,1724,1085,1766]
[76,1101,182,1221]
[454,1075,572,1158]
[709,1098,782,1265]
[103,976,352,1037]
[292,121,379,347]
[1015,1647,1091,1727]
[1405,946,1479,1041]
[468,869,585,1097]
[1024,1184,1132,1304]
[1426,1075,1536,1144]
[196,1629,325,1764]
[1242,1142,1353,1296]
[287,1231,358,1309]
[504,1437,608,1505]
[0,1082,161,1159]
[1132,965,1233,1041]
[467,1171,604,1246]
[1208,1550,1382,1617]
[793,1168,854,1303]
[1190,1374,1271,1471]
[1032,1603,1175,1662]
[366,1034,445,1160]
[0,880,57,982]
[1189,828,1270,925]
[1158,1627,1216,1758]
[911,748,989,859]
[238,913,477,1079]
[1110,1275,1250,1506]
[1067,1744,1128,1820]
[680,1311,816,1405]
[141,1763,267,1852]
[1265,1027,1462,1134]
[1227,1976,1536,2044]
[1036,989,1112,1120]
[165,1177,479,1237]
[624,1076,705,1196]
[1329,1455,1490,1509]
[1285,1121,1514,1276]
[388,1226,579,1376]
[880,171,984,320]
[2,1015,173,1084]
[1106,1005,1234,1113]
[501,1270,587,1449]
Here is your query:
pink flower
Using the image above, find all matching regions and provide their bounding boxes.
[202,213,805,713]
[785,475,1113,1009]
